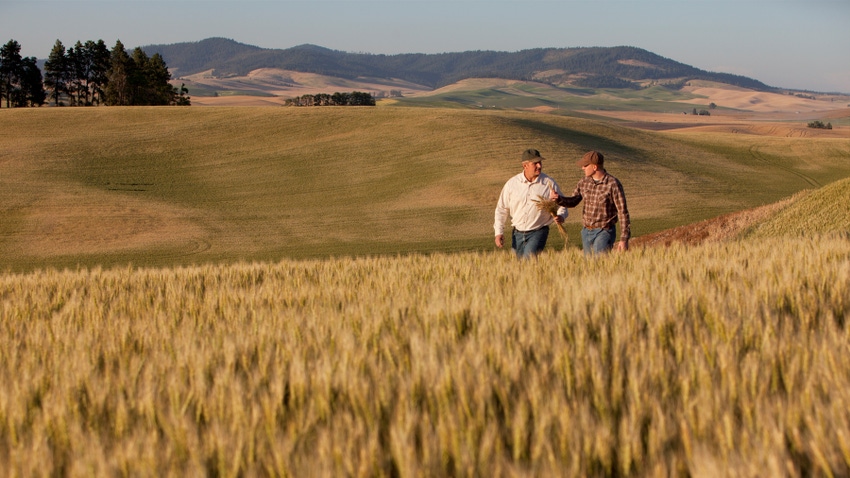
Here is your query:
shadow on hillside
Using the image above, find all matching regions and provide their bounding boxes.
[505,118,647,163]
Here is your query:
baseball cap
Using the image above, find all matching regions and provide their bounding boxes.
[522,149,545,163]
[576,150,603,167]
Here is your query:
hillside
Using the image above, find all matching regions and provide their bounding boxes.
[633,174,850,247]
[145,37,774,93]
[4,170,850,475]
[143,39,850,126]
[2,106,849,272]
[747,177,850,238]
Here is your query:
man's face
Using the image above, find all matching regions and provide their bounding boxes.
[582,163,598,177]
[523,160,542,180]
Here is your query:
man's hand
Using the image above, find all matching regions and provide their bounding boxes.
[615,240,629,252]
[495,234,505,248]
[554,216,565,224]
[549,190,559,201]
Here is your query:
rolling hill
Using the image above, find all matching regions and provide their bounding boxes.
[143,37,775,95]
[631,175,850,248]
[144,38,775,90]
[141,38,850,121]
[3,106,849,272]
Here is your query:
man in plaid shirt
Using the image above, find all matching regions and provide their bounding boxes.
[550,150,630,254]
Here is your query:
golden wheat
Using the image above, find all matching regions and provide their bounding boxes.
[532,194,570,247]
[1,234,849,476]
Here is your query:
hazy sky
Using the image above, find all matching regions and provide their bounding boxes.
[3,0,849,93]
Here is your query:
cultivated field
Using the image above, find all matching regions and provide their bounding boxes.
[2,187,850,475]
[2,96,850,476]
[2,105,848,272]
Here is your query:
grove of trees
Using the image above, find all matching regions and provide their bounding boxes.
[1,39,189,107]
[0,40,45,107]
[807,120,833,130]
[284,91,376,106]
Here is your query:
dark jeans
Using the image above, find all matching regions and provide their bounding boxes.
[512,226,549,259]
[581,225,616,254]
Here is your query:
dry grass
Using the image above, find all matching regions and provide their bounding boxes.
[633,176,850,247]
[184,68,432,104]
[631,194,802,247]
[747,177,850,238]
[2,235,850,476]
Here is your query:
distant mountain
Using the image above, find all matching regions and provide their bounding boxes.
[143,37,775,92]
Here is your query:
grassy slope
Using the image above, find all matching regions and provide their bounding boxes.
[632,176,850,247]
[398,81,719,113]
[746,176,850,238]
[2,106,849,272]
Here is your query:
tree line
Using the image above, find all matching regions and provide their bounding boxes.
[0,39,189,107]
[284,91,376,106]
[807,120,833,130]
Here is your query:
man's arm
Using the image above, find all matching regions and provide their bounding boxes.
[551,182,582,208]
[550,181,568,222]
[494,183,510,247]
[612,179,630,248]
[556,195,582,208]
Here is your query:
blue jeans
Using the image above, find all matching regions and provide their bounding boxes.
[512,226,549,259]
[581,225,616,255]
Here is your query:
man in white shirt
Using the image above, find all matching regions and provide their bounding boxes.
[494,149,567,258]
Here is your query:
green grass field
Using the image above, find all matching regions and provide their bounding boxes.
[2,106,849,272]
[396,82,726,113]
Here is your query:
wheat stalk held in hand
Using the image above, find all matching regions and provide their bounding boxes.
[532,194,569,247]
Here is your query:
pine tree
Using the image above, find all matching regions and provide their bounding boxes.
[174,83,191,106]
[67,42,85,105]
[148,53,176,105]
[0,40,43,107]
[67,40,112,106]
[0,40,23,108]
[20,57,45,106]
[43,40,69,106]
[104,40,132,105]
[89,40,111,105]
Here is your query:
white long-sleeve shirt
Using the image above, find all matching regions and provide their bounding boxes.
[494,172,567,236]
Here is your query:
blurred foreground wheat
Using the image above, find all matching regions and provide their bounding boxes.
[2,234,850,477]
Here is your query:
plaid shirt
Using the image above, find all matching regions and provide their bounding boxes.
[557,171,630,241]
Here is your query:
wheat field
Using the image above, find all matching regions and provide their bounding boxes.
[2,230,850,476]
[3,107,850,476]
